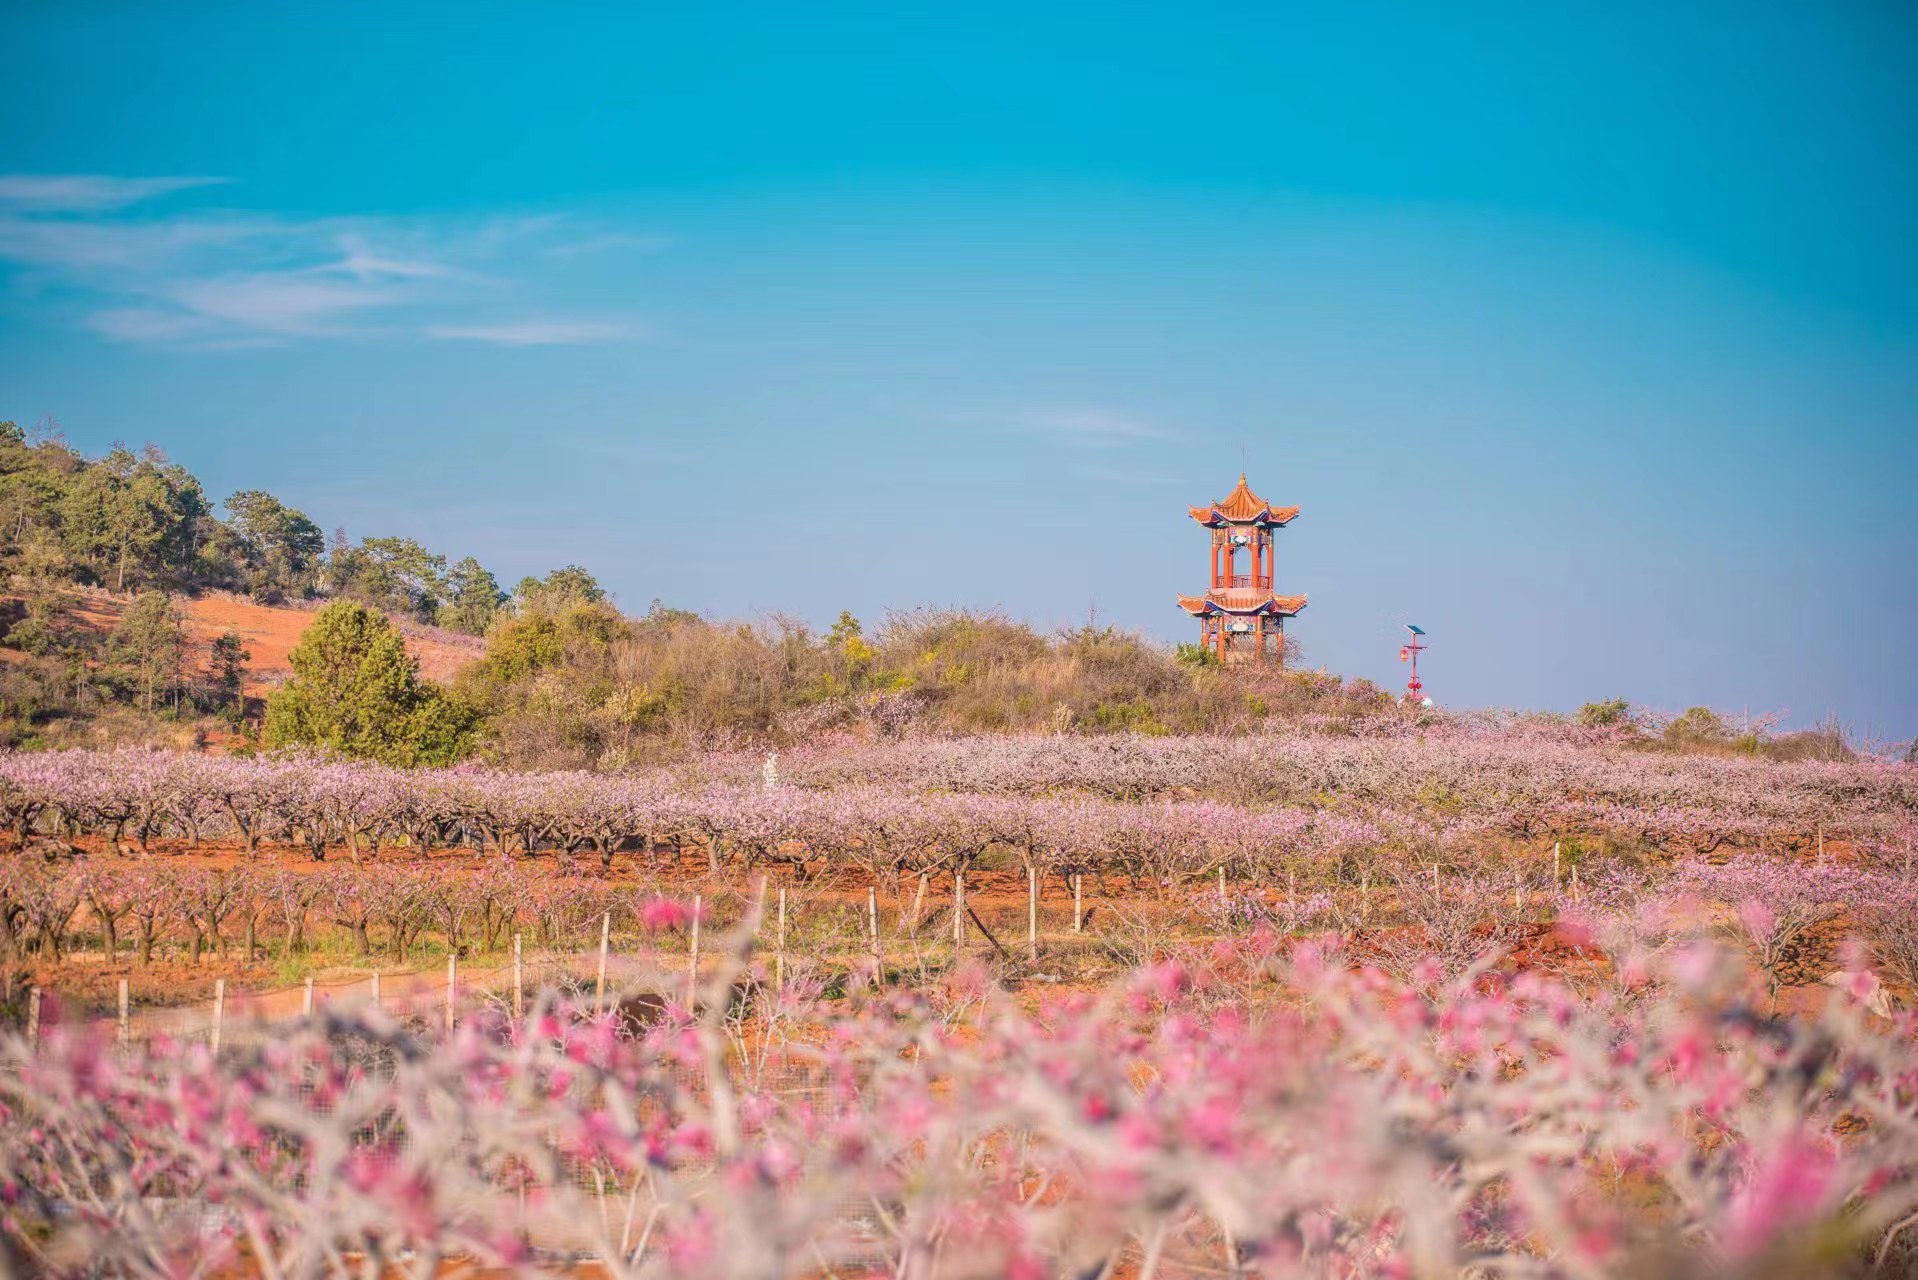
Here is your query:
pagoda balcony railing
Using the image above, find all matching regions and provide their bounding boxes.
[1220,575,1270,589]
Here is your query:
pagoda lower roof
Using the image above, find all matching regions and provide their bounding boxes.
[1177,590,1308,617]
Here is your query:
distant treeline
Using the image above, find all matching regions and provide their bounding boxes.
[0,419,602,750]
[3,420,1885,770]
[0,418,594,635]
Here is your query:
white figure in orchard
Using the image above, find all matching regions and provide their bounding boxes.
[762,750,780,790]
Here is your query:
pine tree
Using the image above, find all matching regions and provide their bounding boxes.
[207,631,250,722]
[263,601,475,765]
[110,591,185,713]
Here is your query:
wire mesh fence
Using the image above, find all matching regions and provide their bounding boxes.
[20,935,726,1055]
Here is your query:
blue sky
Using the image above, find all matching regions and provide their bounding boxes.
[2,3,1914,738]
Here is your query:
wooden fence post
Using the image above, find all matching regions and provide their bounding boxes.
[27,985,40,1048]
[210,978,225,1056]
[118,978,129,1050]
[954,871,967,948]
[1361,870,1370,920]
[776,884,787,993]
[1073,872,1083,934]
[1027,864,1039,963]
[512,934,523,1021]
[303,975,315,1017]
[1571,862,1580,903]
[1218,865,1227,903]
[906,872,929,935]
[868,886,883,985]
[1553,841,1562,886]
[595,911,611,1014]
[688,895,702,1007]
[446,952,457,1035]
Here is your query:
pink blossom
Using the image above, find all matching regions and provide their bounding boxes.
[639,895,693,932]
[1721,1133,1835,1260]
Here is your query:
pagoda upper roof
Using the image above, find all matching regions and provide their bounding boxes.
[1189,474,1300,526]
[1176,590,1308,617]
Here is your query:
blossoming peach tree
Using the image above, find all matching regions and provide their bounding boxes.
[6,902,1918,1278]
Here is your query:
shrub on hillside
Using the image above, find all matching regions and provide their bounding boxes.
[450,602,1404,767]
[1576,697,1632,728]
[264,601,475,766]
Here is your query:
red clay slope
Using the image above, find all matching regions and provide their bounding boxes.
[11,591,484,694]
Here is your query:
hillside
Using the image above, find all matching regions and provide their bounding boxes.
[95,592,479,693]
[1,591,482,695]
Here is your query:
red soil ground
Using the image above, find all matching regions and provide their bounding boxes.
[4,591,482,694]
[13,836,1866,1024]
[12,837,1159,1017]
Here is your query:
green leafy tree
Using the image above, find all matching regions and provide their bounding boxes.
[638,597,701,629]
[207,631,250,722]
[0,428,243,595]
[54,444,216,592]
[820,610,877,693]
[59,447,172,590]
[1666,706,1729,746]
[466,602,619,691]
[442,556,507,636]
[4,587,68,658]
[109,591,186,713]
[1577,698,1632,728]
[337,536,448,622]
[512,564,605,616]
[0,423,72,573]
[147,448,211,580]
[224,490,325,597]
[263,601,476,765]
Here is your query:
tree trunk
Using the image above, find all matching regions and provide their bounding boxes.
[226,803,258,854]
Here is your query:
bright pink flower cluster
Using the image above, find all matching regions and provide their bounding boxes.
[6,930,1918,1276]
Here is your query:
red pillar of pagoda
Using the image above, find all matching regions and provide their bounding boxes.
[1175,474,1306,667]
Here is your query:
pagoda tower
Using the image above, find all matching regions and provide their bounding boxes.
[1177,474,1306,665]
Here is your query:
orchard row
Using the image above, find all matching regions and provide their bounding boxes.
[1,736,1911,877]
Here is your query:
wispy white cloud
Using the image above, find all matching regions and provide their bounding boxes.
[170,273,400,336]
[0,174,230,213]
[425,318,653,346]
[329,233,469,282]
[543,232,673,258]
[84,307,216,344]
[0,212,267,272]
[1079,465,1175,486]
[974,410,1181,450]
[1023,407,1178,441]
[0,175,661,348]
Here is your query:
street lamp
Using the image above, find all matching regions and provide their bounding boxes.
[1399,624,1430,705]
